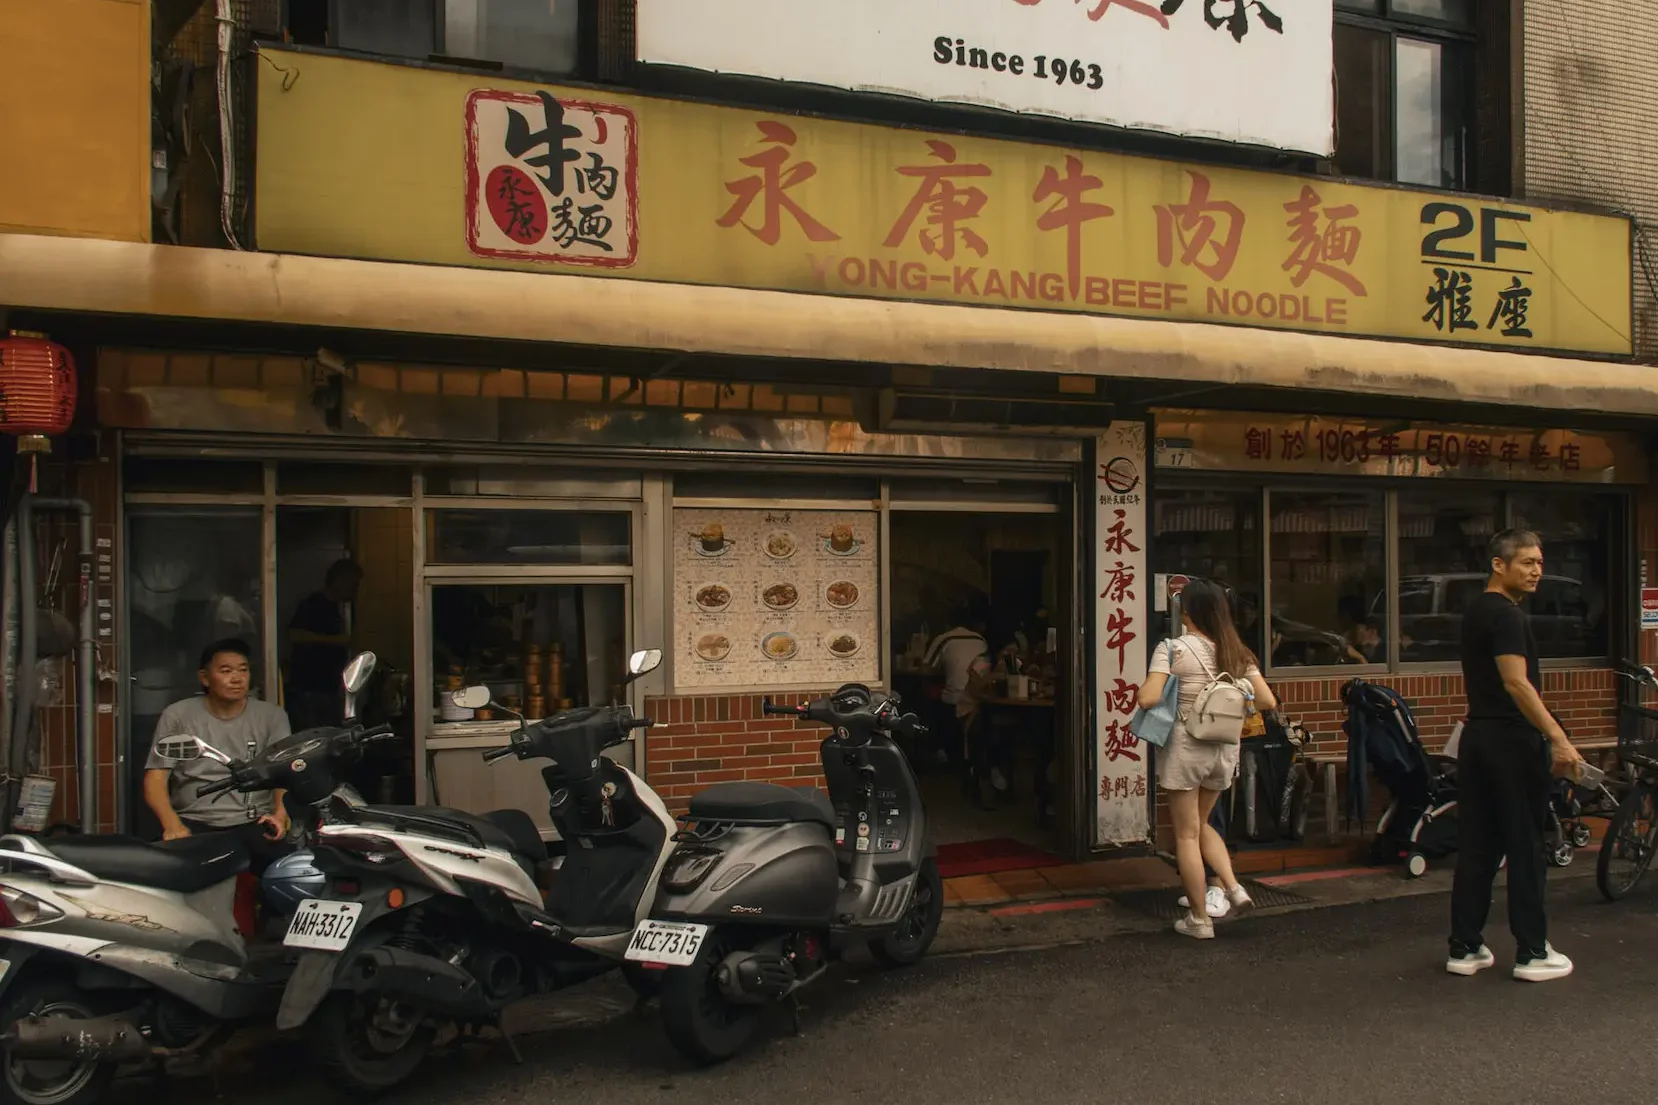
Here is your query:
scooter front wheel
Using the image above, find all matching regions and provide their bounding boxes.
[870,858,944,968]
[0,978,114,1105]
[658,931,760,1066]
[311,992,435,1097]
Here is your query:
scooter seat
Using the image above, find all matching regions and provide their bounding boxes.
[36,833,250,893]
[363,805,546,862]
[688,782,835,828]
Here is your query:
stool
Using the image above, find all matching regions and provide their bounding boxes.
[233,873,259,937]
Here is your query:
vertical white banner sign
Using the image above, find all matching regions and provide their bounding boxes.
[1094,422,1151,845]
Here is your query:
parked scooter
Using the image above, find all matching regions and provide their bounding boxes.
[271,648,677,1097]
[0,653,387,1105]
[636,683,943,1064]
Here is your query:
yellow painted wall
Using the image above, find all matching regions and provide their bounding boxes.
[0,0,150,242]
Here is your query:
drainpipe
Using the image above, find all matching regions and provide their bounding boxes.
[34,498,94,832]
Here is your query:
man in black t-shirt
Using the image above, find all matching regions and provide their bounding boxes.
[286,558,363,731]
[1447,529,1583,983]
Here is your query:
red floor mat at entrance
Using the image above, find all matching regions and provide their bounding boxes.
[935,838,1064,879]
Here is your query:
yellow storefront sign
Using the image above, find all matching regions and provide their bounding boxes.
[254,47,1633,356]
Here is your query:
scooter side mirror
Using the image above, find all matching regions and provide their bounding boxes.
[452,685,492,710]
[342,652,378,720]
[625,649,663,681]
[152,735,232,766]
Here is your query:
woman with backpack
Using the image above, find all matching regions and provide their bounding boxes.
[1137,579,1278,939]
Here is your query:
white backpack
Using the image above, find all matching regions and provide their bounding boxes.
[1176,636,1253,744]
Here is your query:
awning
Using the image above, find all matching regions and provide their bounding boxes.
[3,232,1655,418]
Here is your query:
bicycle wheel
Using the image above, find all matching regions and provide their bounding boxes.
[1596,783,1658,901]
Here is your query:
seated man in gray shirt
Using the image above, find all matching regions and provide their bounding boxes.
[143,638,295,874]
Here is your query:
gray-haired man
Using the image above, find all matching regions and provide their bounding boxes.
[1447,529,1582,983]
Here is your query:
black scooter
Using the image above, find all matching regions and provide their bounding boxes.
[632,683,942,1063]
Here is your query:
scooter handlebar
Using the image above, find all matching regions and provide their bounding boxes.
[196,776,240,797]
[761,698,807,717]
[481,745,516,764]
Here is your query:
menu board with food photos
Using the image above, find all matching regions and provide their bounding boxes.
[674,507,880,690]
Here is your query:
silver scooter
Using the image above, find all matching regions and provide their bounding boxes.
[0,653,384,1105]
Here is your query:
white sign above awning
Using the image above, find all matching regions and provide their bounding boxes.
[635,0,1334,156]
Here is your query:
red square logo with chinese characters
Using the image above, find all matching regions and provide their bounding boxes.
[464,90,639,267]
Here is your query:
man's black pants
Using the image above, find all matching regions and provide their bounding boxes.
[1449,721,1552,955]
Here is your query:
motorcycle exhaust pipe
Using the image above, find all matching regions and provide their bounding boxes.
[3,1012,152,1062]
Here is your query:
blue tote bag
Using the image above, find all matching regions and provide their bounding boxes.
[1128,673,1180,748]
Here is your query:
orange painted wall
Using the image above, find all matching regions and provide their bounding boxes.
[0,0,150,242]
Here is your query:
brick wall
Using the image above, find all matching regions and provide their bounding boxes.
[643,691,830,811]
[1520,0,1658,357]
[1275,669,1618,754]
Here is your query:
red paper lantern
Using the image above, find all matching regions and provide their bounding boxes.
[0,332,76,450]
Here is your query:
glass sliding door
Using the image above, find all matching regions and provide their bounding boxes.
[124,508,264,837]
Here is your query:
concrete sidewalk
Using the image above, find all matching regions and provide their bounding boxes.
[932,844,1604,957]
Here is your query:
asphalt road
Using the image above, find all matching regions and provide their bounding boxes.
[130,878,1658,1105]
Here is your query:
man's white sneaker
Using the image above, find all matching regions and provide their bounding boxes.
[1446,944,1496,976]
[1176,886,1230,919]
[1513,944,1573,982]
[1173,911,1215,940]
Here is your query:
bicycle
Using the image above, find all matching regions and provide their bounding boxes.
[1595,663,1658,901]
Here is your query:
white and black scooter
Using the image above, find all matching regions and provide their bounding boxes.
[633,683,943,1064]
[0,653,385,1105]
[270,649,680,1096]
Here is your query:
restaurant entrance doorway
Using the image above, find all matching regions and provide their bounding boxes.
[888,480,1078,872]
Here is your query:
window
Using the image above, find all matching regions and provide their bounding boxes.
[1396,489,1502,661]
[431,582,627,715]
[329,0,580,75]
[1155,480,1628,671]
[1153,490,1264,660]
[1268,491,1387,668]
[1512,493,1619,661]
[1333,2,1474,190]
[425,510,630,565]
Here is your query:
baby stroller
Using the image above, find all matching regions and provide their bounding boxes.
[1342,679,1458,878]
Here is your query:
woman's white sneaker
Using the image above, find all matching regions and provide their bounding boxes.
[1176,886,1230,919]
[1513,944,1573,982]
[1225,885,1255,917]
[1174,911,1215,940]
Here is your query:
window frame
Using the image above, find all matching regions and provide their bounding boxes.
[322,0,590,82]
[1155,476,1630,679]
[1333,1,1478,192]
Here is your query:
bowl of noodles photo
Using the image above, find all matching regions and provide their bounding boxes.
[695,633,732,662]
[825,580,859,609]
[827,632,861,659]
[764,530,798,560]
[760,632,798,662]
[762,582,799,611]
[694,583,732,612]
